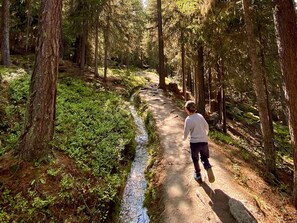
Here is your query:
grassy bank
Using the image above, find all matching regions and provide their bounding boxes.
[0,62,146,222]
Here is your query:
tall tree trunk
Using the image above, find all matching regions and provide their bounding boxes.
[197,44,205,116]
[1,0,10,66]
[194,60,198,106]
[278,84,289,125]
[181,29,186,99]
[217,58,226,132]
[17,0,62,161]
[216,61,223,124]
[186,66,192,94]
[242,0,276,174]
[103,27,109,81]
[221,58,227,133]
[94,21,99,77]
[80,26,87,72]
[119,53,124,67]
[157,0,166,89]
[258,23,274,133]
[208,66,215,113]
[273,0,297,207]
[103,4,110,81]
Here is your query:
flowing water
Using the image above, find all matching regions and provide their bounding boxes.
[118,100,150,223]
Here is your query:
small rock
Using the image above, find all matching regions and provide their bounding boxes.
[229,198,258,223]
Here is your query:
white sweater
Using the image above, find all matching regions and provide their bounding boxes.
[183,113,209,143]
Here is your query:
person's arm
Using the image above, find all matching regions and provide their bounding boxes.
[183,118,190,140]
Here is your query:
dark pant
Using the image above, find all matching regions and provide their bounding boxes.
[190,142,211,173]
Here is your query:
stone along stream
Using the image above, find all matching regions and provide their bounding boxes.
[118,100,150,223]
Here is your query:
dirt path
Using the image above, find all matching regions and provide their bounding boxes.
[139,73,265,223]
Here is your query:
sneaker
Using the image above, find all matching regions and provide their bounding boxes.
[194,172,203,184]
[206,167,215,183]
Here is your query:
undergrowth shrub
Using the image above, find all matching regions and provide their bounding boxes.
[54,76,136,177]
[0,72,29,155]
[226,100,292,165]
[52,76,136,221]
[0,70,139,222]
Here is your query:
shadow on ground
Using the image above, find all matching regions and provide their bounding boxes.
[201,183,258,223]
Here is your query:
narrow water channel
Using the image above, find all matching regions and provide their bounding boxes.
[118,98,150,223]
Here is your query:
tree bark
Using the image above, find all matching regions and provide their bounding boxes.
[80,26,87,72]
[273,0,297,207]
[94,20,99,77]
[208,66,216,113]
[1,0,10,66]
[103,3,110,81]
[197,44,205,116]
[103,27,109,81]
[186,66,192,94]
[279,84,289,125]
[216,61,223,123]
[258,23,274,133]
[157,0,166,89]
[242,0,276,174]
[194,59,198,106]
[217,57,227,133]
[181,29,186,99]
[17,0,62,161]
[221,58,227,133]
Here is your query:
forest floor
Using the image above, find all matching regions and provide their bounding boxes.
[139,72,297,223]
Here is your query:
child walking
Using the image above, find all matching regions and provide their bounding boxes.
[183,101,215,183]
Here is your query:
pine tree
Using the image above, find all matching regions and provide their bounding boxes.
[273,0,297,208]
[1,0,10,66]
[157,0,166,89]
[17,0,62,161]
[242,0,276,175]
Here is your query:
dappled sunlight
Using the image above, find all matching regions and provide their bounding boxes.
[140,72,269,223]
